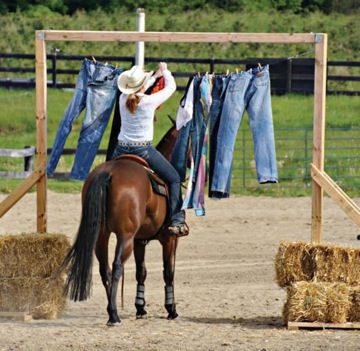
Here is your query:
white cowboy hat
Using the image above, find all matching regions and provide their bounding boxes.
[117,65,154,94]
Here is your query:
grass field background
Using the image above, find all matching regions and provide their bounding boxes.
[0,88,359,196]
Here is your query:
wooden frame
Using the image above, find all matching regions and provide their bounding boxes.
[0,30,359,240]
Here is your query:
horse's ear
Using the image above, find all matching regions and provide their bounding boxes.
[167,115,176,126]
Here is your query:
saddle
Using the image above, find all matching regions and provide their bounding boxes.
[115,154,168,197]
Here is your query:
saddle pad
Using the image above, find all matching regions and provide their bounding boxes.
[146,170,168,197]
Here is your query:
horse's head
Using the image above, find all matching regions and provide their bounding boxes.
[156,115,179,161]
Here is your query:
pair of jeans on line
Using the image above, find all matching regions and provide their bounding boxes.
[211,65,278,197]
[47,59,123,180]
[112,145,185,225]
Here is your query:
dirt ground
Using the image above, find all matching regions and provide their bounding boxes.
[0,192,359,351]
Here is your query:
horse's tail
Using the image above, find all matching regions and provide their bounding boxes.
[61,171,111,301]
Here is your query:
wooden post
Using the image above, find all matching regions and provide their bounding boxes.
[35,31,48,233]
[311,33,328,243]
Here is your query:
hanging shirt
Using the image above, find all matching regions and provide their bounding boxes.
[176,79,194,130]
[118,70,176,143]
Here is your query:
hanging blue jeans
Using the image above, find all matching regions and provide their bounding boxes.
[112,144,185,225]
[208,75,230,198]
[211,65,278,196]
[47,58,122,180]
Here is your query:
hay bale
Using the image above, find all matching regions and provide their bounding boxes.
[349,287,360,322]
[0,233,70,319]
[275,241,360,287]
[0,233,70,278]
[275,241,314,287]
[284,282,351,324]
[0,277,66,319]
[313,245,354,284]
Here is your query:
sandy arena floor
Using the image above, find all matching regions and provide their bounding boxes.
[0,192,359,351]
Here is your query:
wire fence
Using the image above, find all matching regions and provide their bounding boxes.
[231,127,360,194]
[1,127,359,195]
[0,53,359,95]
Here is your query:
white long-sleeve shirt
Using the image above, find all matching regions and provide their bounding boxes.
[118,70,176,143]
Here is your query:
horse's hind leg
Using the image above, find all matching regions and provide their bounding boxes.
[160,235,179,320]
[134,240,148,319]
[95,230,111,300]
[106,238,133,326]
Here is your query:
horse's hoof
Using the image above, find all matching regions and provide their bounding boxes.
[167,312,179,320]
[106,319,121,327]
[136,313,148,320]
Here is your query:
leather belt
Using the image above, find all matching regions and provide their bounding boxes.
[118,140,152,147]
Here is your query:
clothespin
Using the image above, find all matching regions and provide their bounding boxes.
[258,62,262,70]
[197,72,201,77]
[226,69,229,76]
[92,56,96,63]
[235,67,239,74]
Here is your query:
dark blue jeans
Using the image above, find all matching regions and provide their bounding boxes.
[47,58,123,180]
[112,145,185,224]
[171,76,206,184]
[208,75,230,198]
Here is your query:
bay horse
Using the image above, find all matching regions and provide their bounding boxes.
[60,118,184,326]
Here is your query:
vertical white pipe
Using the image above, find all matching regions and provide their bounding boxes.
[135,8,145,68]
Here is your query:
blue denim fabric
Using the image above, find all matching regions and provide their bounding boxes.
[112,145,185,224]
[170,120,191,182]
[208,75,230,198]
[191,76,207,183]
[171,76,209,206]
[47,58,122,180]
[211,65,278,195]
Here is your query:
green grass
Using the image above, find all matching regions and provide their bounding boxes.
[0,88,359,195]
[0,9,359,62]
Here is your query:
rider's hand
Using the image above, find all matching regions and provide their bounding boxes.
[153,62,167,79]
[159,62,167,73]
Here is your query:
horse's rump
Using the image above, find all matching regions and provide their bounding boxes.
[85,159,168,239]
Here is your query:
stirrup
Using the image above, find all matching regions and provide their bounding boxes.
[168,222,189,237]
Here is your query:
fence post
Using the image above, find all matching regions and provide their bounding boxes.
[304,128,309,183]
[51,48,59,88]
[23,145,34,173]
[286,58,292,93]
[135,8,145,68]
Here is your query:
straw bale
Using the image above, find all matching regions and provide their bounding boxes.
[284,282,351,324]
[0,277,66,319]
[275,241,360,287]
[275,241,314,287]
[0,233,70,278]
[349,286,360,322]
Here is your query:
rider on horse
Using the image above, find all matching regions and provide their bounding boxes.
[113,62,188,236]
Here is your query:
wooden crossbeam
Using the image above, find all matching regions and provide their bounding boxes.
[0,312,32,322]
[0,169,43,218]
[288,321,360,330]
[41,30,317,43]
[0,147,35,158]
[311,163,360,227]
